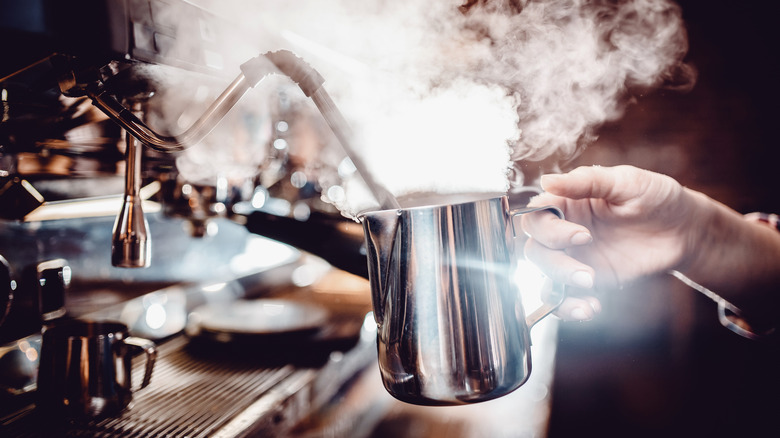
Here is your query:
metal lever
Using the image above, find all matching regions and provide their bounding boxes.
[112,133,151,268]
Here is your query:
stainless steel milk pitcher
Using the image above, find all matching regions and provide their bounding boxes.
[37,319,157,419]
[360,196,563,405]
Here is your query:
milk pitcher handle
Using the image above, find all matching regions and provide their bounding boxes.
[509,205,566,329]
[123,336,158,390]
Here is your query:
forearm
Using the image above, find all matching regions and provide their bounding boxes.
[677,188,780,326]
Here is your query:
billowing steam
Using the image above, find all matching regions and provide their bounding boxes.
[455,0,695,161]
[153,0,694,217]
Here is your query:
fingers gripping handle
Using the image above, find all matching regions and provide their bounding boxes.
[510,205,567,329]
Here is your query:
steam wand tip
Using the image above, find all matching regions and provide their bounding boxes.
[111,195,151,268]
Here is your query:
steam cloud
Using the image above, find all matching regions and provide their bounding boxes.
[159,0,694,216]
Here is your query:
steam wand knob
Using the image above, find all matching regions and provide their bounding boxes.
[112,132,151,268]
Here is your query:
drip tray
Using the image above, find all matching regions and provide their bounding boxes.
[0,322,376,438]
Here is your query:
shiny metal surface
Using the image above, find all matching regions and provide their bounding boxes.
[36,320,157,420]
[86,74,253,154]
[188,299,328,336]
[111,134,150,268]
[87,49,399,211]
[83,51,292,155]
[361,196,562,405]
[0,256,13,327]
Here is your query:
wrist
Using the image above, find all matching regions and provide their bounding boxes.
[672,187,722,277]
[672,188,780,328]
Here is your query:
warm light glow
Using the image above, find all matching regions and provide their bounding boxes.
[337,158,356,178]
[361,312,378,342]
[202,282,227,293]
[62,266,72,286]
[18,340,39,362]
[251,187,268,208]
[216,175,229,199]
[515,259,548,311]
[326,185,345,203]
[261,302,285,316]
[25,348,38,362]
[290,171,307,188]
[291,264,321,287]
[273,138,287,150]
[145,303,168,330]
[292,202,310,221]
[228,236,298,274]
[354,82,517,200]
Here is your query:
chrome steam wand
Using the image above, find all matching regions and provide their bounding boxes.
[111,133,151,268]
[88,50,399,209]
[83,50,399,267]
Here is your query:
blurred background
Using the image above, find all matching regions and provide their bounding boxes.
[548,0,780,436]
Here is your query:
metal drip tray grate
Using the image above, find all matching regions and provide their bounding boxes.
[2,332,370,437]
[93,337,300,437]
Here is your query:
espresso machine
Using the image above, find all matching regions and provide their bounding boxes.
[0,1,380,435]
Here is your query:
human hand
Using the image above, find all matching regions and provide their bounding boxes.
[521,165,700,321]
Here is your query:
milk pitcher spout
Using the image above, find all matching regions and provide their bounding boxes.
[361,208,401,325]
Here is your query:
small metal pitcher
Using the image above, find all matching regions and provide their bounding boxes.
[360,195,563,405]
[37,319,157,419]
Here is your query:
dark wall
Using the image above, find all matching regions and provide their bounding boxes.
[570,0,780,213]
[549,1,780,437]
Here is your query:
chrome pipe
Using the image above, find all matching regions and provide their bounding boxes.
[112,133,151,268]
[88,75,253,153]
[309,88,399,210]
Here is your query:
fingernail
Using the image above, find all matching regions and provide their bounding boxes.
[586,297,602,314]
[571,271,594,289]
[570,232,592,246]
[570,306,591,321]
[540,174,562,190]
